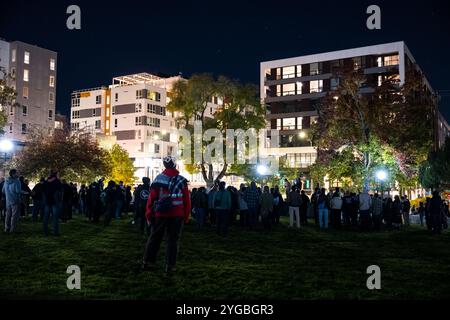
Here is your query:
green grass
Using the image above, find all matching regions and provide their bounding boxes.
[0,214,449,299]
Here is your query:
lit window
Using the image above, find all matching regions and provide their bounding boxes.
[377,57,383,67]
[49,92,54,104]
[282,66,295,79]
[11,49,16,62]
[276,119,282,130]
[24,51,30,64]
[384,55,399,66]
[276,85,282,97]
[23,69,29,82]
[296,82,303,95]
[297,117,303,130]
[310,80,323,93]
[282,83,296,96]
[378,76,383,87]
[49,76,55,87]
[22,105,27,116]
[310,63,321,76]
[296,65,302,77]
[282,118,296,130]
[23,87,29,99]
[50,58,55,71]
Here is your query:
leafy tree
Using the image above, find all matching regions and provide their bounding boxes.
[312,66,434,189]
[13,128,110,183]
[105,144,136,185]
[168,73,266,186]
[419,137,450,189]
[0,67,18,135]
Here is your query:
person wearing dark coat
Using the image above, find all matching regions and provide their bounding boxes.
[429,191,443,235]
[31,177,45,221]
[391,195,403,230]
[103,181,117,226]
[42,171,63,235]
[300,190,310,225]
[272,186,284,225]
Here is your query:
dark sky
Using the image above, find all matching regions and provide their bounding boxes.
[1,0,450,121]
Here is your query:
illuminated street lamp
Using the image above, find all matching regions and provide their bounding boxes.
[257,164,268,176]
[375,169,388,199]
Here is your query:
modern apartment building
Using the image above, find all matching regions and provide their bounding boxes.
[260,41,440,182]
[0,39,57,144]
[71,72,219,182]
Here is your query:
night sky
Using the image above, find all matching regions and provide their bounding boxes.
[1,0,449,121]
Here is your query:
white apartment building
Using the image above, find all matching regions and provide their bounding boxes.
[71,72,220,183]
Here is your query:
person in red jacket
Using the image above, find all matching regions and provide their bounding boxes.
[141,156,191,276]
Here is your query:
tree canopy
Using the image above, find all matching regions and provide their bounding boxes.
[105,144,136,185]
[419,137,450,190]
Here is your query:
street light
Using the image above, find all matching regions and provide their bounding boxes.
[257,164,268,176]
[375,169,388,199]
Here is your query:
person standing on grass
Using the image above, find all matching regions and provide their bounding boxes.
[418,202,425,227]
[317,188,329,229]
[42,171,63,236]
[141,156,191,276]
[79,185,87,217]
[213,181,232,237]
[391,195,403,230]
[287,186,302,229]
[299,190,310,225]
[2,169,22,233]
[31,177,45,221]
[0,177,6,220]
[244,181,260,230]
[330,188,343,229]
[89,178,103,223]
[383,197,393,228]
[358,189,372,232]
[207,182,218,226]
[401,195,411,227]
[125,185,132,214]
[103,180,117,226]
[429,191,443,235]
[238,185,248,227]
[342,191,352,226]
[260,186,274,231]
[134,177,151,234]
[371,193,383,231]
[272,185,283,225]
[192,186,208,229]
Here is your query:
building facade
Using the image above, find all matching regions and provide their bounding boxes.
[0,39,57,144]
[71,72,220,183]
[260,41,440,189]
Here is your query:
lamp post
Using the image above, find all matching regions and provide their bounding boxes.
[0,139,14,178]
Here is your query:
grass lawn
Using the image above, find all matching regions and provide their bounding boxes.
[0,214,449,299]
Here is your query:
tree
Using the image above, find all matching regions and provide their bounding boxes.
[105,144,136,185]
[168,73,266,186]
[0,67,18,135]
[312,65,434,189]
[419,137,450,189]
[13,128,110,183]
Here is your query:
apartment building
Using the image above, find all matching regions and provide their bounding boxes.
[71,72,219,182]
[0,39,57,144]
[260,41,439,180]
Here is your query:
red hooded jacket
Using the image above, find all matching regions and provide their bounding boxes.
[145,168,191,224]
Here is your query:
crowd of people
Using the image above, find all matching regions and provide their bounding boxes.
[1,160,450,276]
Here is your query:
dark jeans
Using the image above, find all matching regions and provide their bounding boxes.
[143,217,184,268]
[331,209,341,228]
[372,214,381,231]
[240,209,248,226]
[115,200,123,219]
[216,209,229,236]
[431,214,442,234]
[32,200,44,220]
[209,209,216,225]
[195,207,205,229]
[272,206,281,225]
[43,204,61,235]
[247,207,258,229]
[350,210,358,226]
[360,210,372,231]
[137,204,147,234]
[104,204,115,226]
[300,206,308,225]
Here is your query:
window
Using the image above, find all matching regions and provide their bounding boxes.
[282,118,296,130]
[168,146,174,156]
[22,105,27,116]
[114,119,118,128]
[282,83,296,96]
[11,67,16,79]
[72,110,80,119]
[378,75,383,87]
[353,57,362,70]
[11,49,16,62]
[276,119,282,130]
[50,58,55,71]
[282,66,296,79]
[276,85,282,97]
[115,93,118,102]
[311,116,318,125]
[136,90,144,99]
[112,106,116,115]
[96,95,102,104]
[296,65,302,77]
[331,78,340,90]
[23,69,29,82]
[95,120,101,129]
[384,55,399,66]
[21,123,27,134]
[135,103,142,112]
[24,51,30,64]
[310,80,323,93]
[154,144,160,154]
[71,122,80,130]
[296,82,303,95]
[310,62,321,75]
[136,130,142,139]
[148,117,160,128]
[49,92,54,104]
[148,91,161,101]
[135,117,142,126]
[23,86,29,99]
[92,109,97,116]
[72,93,80,107]
[297,117,303,130]
[331,59,344,71]
[48,110,53,119]
[49,76,55,87]
[9,105,14,116]
[9,123,13,133]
